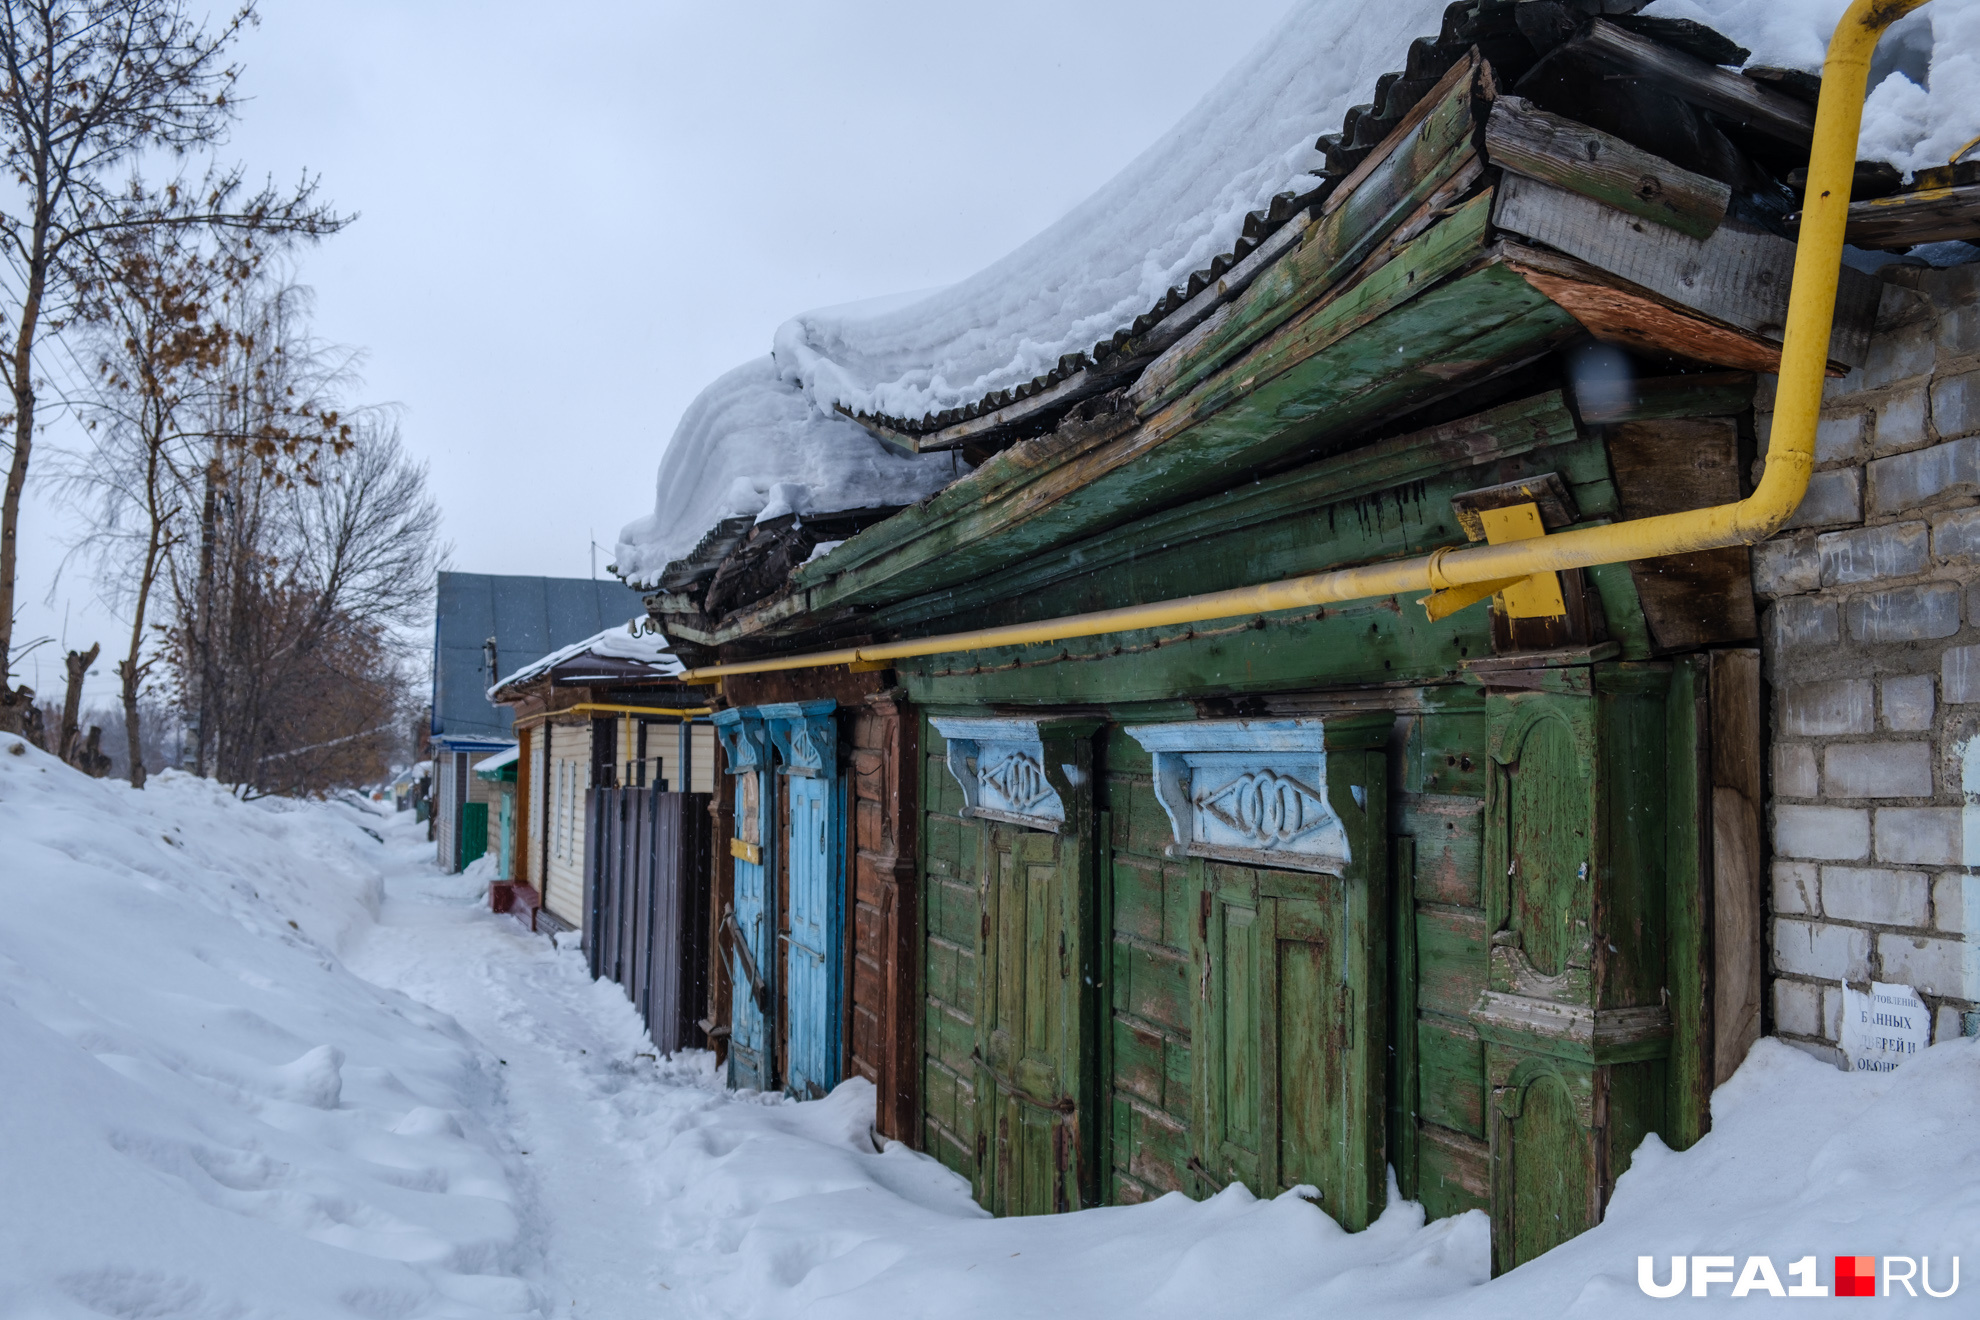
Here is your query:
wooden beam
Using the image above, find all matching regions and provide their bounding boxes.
[1492,172,1879,366]
[1840,183,1980,249]
[1511,262,1805,374]
[1572,18,1814,145]
[1484,95,1729,240]
[1709,647,1763,1088]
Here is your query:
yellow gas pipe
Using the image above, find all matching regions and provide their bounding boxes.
[677,0,1924,686]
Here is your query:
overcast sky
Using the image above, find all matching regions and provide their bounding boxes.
[15,0,1293,705]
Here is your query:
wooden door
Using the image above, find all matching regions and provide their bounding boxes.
[1193,863,1358,1210]
[785,772,842,1098]
[730,768,775,1090]
[975,823,1085,1216]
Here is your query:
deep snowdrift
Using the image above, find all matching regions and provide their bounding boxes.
[5,733,1975,1317]
[616,0,1980,585]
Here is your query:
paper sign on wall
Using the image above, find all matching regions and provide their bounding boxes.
[1839,981,1930,1073]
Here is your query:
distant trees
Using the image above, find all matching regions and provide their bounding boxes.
[0,0,343,735]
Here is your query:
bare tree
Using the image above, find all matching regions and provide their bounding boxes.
[0,0,346,734]
[163,406,444,795]
[55,221,258,784]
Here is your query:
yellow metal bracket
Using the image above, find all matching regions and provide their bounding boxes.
[1419,502,1566,620]
[730,837,762,865]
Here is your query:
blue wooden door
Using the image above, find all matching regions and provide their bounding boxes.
[784,773,841,1098]
[729,767,774,1091]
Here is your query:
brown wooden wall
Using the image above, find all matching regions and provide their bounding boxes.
[848,690,919,1141]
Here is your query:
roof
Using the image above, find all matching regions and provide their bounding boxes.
[474,745,520,775]
[616,0,1980,605]
[489,619,685,695]
[431,572,651,740]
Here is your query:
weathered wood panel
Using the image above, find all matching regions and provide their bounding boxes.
[1606,417,1758,651]
[1485,95,1729,239]
[919,724,979,1175]
[1418,1122,1490,1220]
[1710,648,1763,1087]
[849,691,919,1141]
[1493,173,1878,365]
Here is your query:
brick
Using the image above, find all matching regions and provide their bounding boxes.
[1772,859,1817,914]
[1773,978,1822,1036]
[1880,674,1935,731]
[1844,583,1960,643]
[1871,381,1930,457]
[1932,506,1980,563]
[1934,1005,1967,1043]
[1935,369,1980,441]
[1768,597,1840,650]
[1874,807,1962,865]
[1822,742,1933,798]
[1818,865,1930,926]
[1773,744,1818,798]
[1818,521,1927,585]
[1752,537,1820,596]
[1784,1038,1845,1068]
[1773,805,1870,860]
[1943,643,1980,703]
[1774,917,1872,980]
[1859,319,1936,391]
[1780,679,1873,735]
[1783,467,1863,529]
[1815,412,1867,464]
[1867,436,1980,516]
[1876,933,1970,996]
[1935,873,1976,935]
[1941,293,1980,356]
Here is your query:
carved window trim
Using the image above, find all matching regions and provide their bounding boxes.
[929,715,1070,833]
[1125,718,1353,875]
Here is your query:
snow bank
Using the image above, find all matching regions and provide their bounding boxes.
[619,0,1980,587]
[488,615,684,694]
[0,740,534,1318]
[612,355,960,584]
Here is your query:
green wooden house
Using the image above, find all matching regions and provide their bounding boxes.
[620,0,1970,1274]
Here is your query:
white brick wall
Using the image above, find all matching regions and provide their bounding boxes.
[1757,263,1979,1056]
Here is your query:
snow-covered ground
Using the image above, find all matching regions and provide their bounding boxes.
[4,734,1976,1317]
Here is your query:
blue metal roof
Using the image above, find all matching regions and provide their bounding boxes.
[431,572,649,740]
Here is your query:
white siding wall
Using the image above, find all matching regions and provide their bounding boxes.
[543,722,592,927]
[525,731,546,890]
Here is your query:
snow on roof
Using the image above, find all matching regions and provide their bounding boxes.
[612,356,961,585]
[473,745,520,775]
[618,0,1980,590]
[1647,0,1980,173]
[489,618,685,695]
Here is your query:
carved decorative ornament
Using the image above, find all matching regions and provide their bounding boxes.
[1125,718,1353,874]
[930,716,1068,831]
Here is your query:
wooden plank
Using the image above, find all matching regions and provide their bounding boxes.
[1606,418,1759,651]
[1485,95,1729,239]
[1493,173,1879,367]
[1402,794,1485,908]
[1416,1017,1485,1138]
[1840,182,1980,249]
[1415,907,1488,1019]
[1512,263,1799,375]
[866,389,1584,636]
[1710,648,1763,1088]
[1134,56,1482,408]
[1665,656,1712,1150]
[1417,1123,1490,1219]
[1391,837,1421,1200]
[1572,18,1814,145]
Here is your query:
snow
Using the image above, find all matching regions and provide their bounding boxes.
[9,733,1976,1316]
[473,745,519,775]
[618,0,1980,589]
[488,617,685,695]
[610,356,962,585]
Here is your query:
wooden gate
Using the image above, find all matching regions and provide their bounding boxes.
[587,786,713,1053]
[783,772,842,1097]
